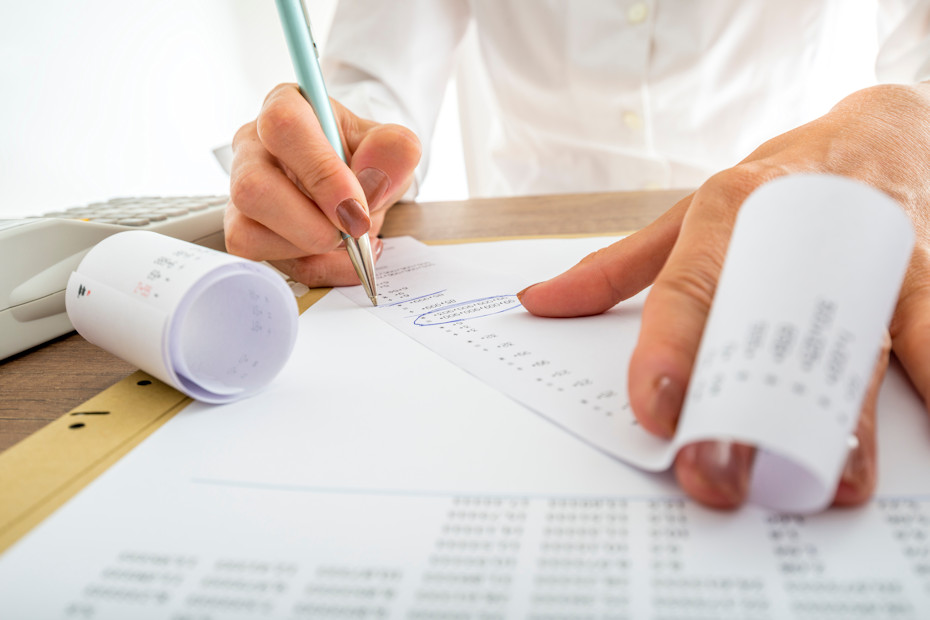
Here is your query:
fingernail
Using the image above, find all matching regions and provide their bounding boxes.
[676,441,755,508]
[335,198,370,238]
[357,168,390,213]
[372,237,384,259]
[648,376,685,437]
[516,283,539,304]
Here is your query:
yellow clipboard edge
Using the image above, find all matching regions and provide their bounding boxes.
[0,371,190,553]
[0,233,632,555]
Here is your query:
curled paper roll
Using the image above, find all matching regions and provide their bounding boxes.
[675,174,914,512]
[66,231,298,404]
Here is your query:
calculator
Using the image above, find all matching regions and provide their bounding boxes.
[1,195,231,360]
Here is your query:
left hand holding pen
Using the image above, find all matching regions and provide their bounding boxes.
[519,82,930,510]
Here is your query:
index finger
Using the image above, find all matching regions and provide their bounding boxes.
[628,169,769,437]
[257,84,371,239]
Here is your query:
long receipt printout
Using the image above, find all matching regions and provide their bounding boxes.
[342,176,914,513]
[3,179,930,617]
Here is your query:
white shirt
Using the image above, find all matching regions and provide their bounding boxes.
[322,1,930,198]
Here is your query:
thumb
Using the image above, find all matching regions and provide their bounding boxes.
[518,195,691,317]
[343,116,422,215]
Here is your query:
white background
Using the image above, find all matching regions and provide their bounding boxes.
[0,1,466,217]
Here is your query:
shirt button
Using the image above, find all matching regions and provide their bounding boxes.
[623,111,643,130]
[627,2,649,24]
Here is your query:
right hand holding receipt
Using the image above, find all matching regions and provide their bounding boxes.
[224,84,421,288]
[519,84,930,510]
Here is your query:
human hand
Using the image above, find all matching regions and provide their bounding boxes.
[225,84,421,286]
[519,83,930,510]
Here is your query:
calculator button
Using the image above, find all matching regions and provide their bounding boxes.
[116,217,151,226]
[150,203,182,212]
[161,208,190,217]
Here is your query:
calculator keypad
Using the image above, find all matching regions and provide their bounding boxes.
[43,195,229,228]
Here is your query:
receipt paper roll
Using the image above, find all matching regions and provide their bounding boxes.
[675,174,914,513]
[66,231,298,404]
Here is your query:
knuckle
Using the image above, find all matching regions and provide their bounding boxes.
[223,217,259,260]
[224,230,252,260]
[383,124,423,156]
[579,247,625,298]
[303,155,349,198]
[366,124,423,167]
[257,96,302,145]
[262,83,298,108]
[579,246,609,266]
[229,165,270,214]
[700,163,785,211]
[232,121,257,150]
[660,257,723,312]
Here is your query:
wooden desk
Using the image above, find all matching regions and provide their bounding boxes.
[0,189,687,453]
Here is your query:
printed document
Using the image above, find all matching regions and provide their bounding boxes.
[1,236,929,619]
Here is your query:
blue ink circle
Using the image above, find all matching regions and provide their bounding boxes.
[414,295,522,326]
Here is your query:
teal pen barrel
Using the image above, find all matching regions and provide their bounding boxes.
[274,0,346,162]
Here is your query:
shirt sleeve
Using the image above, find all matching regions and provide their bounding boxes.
[321,0,472,197]
[876,0,930,83]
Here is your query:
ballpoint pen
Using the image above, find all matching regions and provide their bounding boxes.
[274,0,378,306]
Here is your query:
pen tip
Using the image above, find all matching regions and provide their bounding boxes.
[370,295,378,307]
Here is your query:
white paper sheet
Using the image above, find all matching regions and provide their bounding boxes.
[340,176,913,513]
[2,233,929,618]
[66,231,299,403]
